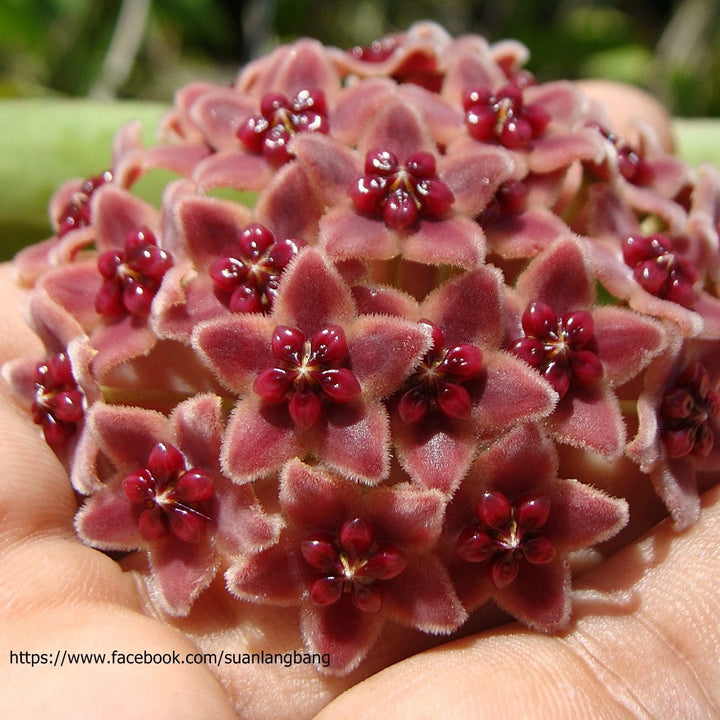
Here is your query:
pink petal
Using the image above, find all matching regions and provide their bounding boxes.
[472,350,558,439]
[546,478,629,550]
[393,414,477,495]
[254,161,323,241]
[88,403,167,469]
[317,400,390,484]
[383,555,466,633]
[194,149,274,192]
[439,141,516,217]
[357,97,435,159]
[149,535,216,616]
[271,248,356,335]
[279,459,360,529]
[546,383,626,459]
[74,484,142,551]
[192,314,273,394]
[92,185,159,253]
[173,193,253,268]
[320,205,401,262]
[221,396,301,483]
[226,536,305,605]
[515,236,595,313]
[493,557,571,631]
[593,306,665,385]
[347,316,431,396]
[363,484,446,551]
[421,265,505,347]
[485,207,572,259]
[300,597,384,675]
[289,133,360,206]
[402,216,486,269]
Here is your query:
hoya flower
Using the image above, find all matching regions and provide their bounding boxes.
[629,330,720,529]
[354,265,558,494]
[192,247,431,484]
[507,236,665,458]
[443,422,628,630]
[74,394,280,615]
[227,459,465,675]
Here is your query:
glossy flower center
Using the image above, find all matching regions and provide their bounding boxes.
[398,319,483,423]
[349,149,454,229]
[95,226,173,318]
[456,490,556,588]
[57,170,113,238]
[32,352,84,452]
[509,301,603,398]
[661,362,720,459]
[253,325,361,428]
[209,223,303,313]
[622,234,699,308]
[478,179,528,226]
[122,442,214,543]
[237,89,329,165]
[586,125,654,186]
[301,517,406,613]
[463,85,550,149]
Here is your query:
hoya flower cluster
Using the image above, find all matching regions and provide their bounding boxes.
[5,22,720,676]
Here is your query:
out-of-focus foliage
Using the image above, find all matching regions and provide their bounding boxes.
[1,0,719,117]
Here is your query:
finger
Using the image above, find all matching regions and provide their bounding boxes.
[313,483,720,719]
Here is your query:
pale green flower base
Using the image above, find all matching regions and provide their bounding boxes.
[0,99,717,262]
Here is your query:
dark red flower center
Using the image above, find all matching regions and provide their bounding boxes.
[509,301,603,398]
[350,149,454,229]
[348,37,398,63]
[57,170,113,238]
[209,223,303,313]
[398,319,483,423]
[661,362,720,459]
[253,325,362,429]
[237,89,329,165]
[463,85,550,149]
[95,226,173,318]
[586,125,654,186]
[478,179,528,226]
[456,490,556,588]
[622,234,699,308]
[32,352,84,453]
[300,517,406,613]
[122,442,214,543]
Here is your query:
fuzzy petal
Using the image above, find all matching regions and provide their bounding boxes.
[593,306,665,385]
[546,383,626,459]
[383,555,466,633]
[149,535,216,616]
[347,315,431,396]
[221,397,302,483]
[300,598,384,676]
[226,536,305,605]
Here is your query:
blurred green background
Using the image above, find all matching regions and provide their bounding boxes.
[1,0,719,259]
[2,0,719,114]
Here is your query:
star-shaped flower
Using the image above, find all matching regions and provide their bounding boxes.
[192,247,431,484]
[443,422,628,630]
[506,236,666,458]
[227,459,465,674]
[74,394,280,615]
[353,265,558,494]
[629,331,720,529]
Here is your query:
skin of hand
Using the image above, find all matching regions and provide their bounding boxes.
[1,84,718,720]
